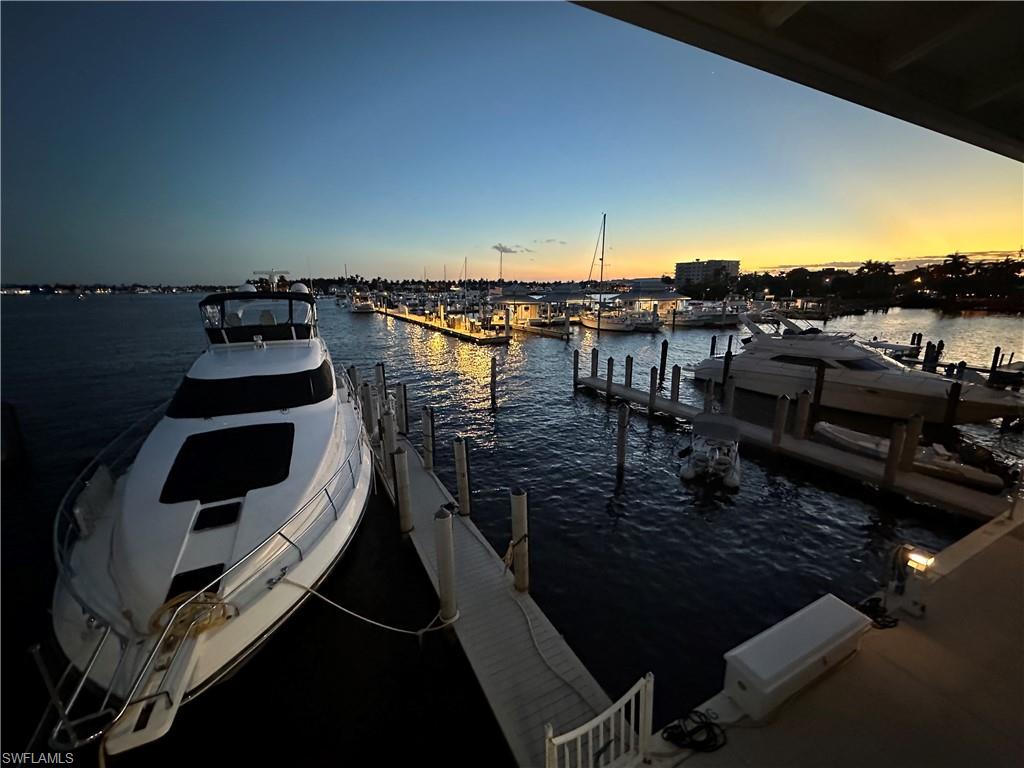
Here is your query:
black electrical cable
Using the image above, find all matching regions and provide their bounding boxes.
[856,595,899,629]
[661,711,727,753]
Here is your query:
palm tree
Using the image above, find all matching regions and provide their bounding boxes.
[857,260,896,276]
[941,252,972,278]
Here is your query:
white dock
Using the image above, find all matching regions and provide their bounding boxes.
[371,423,611,766]
[575,373,1016,521]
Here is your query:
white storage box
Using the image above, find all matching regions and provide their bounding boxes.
[723,593,870,721]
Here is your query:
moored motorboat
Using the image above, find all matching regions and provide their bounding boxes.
[350,293,375,312]
[39,283,373,754]
[694,314,1023,425]
[580,310,635,332]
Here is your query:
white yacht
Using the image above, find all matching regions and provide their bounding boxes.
[627,309,663,332]
[350,293,375,313]
[674,301,743,328]
[693,315,1023,424]
[580,309,635,332]
[40,284,373,754]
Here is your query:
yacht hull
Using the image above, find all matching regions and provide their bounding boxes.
[694,359,1022,424]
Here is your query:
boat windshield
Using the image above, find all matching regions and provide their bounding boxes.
[199,292,316,344]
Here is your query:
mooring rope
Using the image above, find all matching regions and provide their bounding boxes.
[278,577,456,637]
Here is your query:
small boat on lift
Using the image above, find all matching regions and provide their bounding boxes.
[679,414,741,489]
[813,422,1005,492]
[38,282,373,755]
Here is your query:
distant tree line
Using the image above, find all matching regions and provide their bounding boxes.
[684,252,1024,311]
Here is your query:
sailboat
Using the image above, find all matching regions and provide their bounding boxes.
[580,214,635,333]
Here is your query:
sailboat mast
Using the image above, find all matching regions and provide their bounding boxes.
[597,213,606,335]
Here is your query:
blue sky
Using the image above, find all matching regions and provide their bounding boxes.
[2,2,1021,284]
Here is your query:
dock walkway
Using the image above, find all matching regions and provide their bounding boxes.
[575,374,1015,520]
[376,307,509,345]
[372,429,611,766]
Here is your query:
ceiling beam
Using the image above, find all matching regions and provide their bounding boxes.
[575,1,1023,161]
[880,3,997,74]
[758,2,806,31]
[961,69,1024,112]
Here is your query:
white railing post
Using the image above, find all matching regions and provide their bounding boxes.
[640,672,655,761]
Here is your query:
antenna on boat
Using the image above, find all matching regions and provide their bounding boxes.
[597,213,606,335]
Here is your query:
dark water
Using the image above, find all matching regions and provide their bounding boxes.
[2,296,1017,761]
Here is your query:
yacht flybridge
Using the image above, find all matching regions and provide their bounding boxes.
[694,314,1023,424]
[39,283,373,754]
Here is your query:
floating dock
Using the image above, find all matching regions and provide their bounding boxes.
[574,355,1016,521]
[364,375,611,767]
[377,307,510,345]
[510,321,571,341]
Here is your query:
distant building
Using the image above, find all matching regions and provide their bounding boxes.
[675,259,740,287]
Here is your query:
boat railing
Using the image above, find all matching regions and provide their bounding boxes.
[43,369,367,750]
[544,673,653,768]
[52,400,171,633]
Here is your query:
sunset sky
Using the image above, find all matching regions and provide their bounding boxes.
[2,2,1021,284]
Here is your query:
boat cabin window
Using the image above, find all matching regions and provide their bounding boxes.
[836,357,889,371]
[167,360,335,418]
[770,355,834,368]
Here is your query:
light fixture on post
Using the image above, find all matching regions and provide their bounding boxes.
[888,543,936,618]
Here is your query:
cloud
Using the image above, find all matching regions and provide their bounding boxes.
[531,238,568,246]
[762,256,964,274]
[492,243,533,254]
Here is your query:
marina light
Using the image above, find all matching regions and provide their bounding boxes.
[905,546,935,573]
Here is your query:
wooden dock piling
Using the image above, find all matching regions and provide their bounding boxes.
[649,367,658,413]
[616,403,629,476]
[606,357,615,399]
[670,365,681,402]
[989,346,1002,384]
[659,339,669,388]
[811,362,827,426]
[702,378,713,413]
[434,503,458,622]
[722,349,733,384]
[772,395,790,447]
[454,437,471,517]
[393,447,413,533]
[723,375,736,415]
[591,348,599,378]
[793,390,811,438]
[710,336,717,357]
[884,422,906,487]
[360,382,374,435]
[510,489,529,593]
[396,382,408,434]
[625,355,633,389]
[900,414,924,471]
[944,381,963,427]
[573,349,579,388]
[490,357,497,410]
[421,405,434,471]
